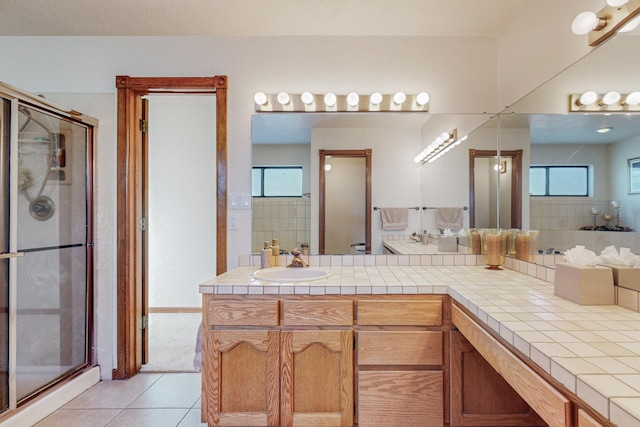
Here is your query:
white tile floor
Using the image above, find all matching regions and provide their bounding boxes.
[35,373,205,427]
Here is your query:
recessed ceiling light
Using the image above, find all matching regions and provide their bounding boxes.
[597,126,613,133]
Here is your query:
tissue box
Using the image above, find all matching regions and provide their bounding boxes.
[554,263,614,305]
[599,264,640,291]
[438,236,457,252]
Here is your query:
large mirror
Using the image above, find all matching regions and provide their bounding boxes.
[502,30,640,256]
[251,112,491,255]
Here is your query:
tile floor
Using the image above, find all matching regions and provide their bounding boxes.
[35,372,205,426]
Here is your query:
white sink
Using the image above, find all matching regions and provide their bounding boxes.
[252,267,332,282]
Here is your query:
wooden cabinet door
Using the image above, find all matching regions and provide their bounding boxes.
[202,329,280,426]
[281,330,353,427]
[450,330,546,426]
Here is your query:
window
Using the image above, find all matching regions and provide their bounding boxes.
[529,165,589,197]
[252,166,303,197]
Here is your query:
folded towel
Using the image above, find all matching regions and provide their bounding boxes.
[436,207,463,230]
[380,207,408,231]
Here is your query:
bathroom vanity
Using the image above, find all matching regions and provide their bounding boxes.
[199,261,639,427]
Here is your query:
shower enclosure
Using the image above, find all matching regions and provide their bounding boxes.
[0,82,95,417]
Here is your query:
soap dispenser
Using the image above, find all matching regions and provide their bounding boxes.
[261,241,272,268]
[271,238,280,266]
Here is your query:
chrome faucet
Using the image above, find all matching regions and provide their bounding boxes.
[287,248,308,268]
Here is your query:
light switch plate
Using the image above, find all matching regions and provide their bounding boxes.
[229,213,239,230]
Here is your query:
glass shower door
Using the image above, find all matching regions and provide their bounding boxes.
[14,103,91,401]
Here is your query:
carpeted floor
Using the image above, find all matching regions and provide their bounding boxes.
[140,312,202,373]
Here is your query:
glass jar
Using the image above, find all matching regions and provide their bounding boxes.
[507,229,520,256]
[515,230,539,262]
[464,228,482,254]
[480,229,508,270]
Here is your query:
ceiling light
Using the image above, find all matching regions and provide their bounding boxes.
[370,92,383,105]
[254,92,268,105]
[571,11,606,35]
[607,0,629,6]
[301,92,314,105]
[597,126,613,133]
[601,91,621,105]
[324,92,337,107]
[393,92,406,104]
[346,92,359,107]
[416,92,430,106]
[277,92,290,105]
[624,91,640,105]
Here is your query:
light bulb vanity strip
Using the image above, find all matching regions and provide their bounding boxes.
[253,91,429,112]
[571,0,640,46]
[569,91,640,112]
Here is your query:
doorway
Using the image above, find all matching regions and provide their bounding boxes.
[319,149,372,254]
[139,94,217,372]
[114,76,227,379]
[468,149,522,229]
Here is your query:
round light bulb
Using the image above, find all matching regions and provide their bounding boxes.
[571,11,599,35]
[277,92,290,105]
[620,15,640,32]
[602,91,621,105]
[253,92,267,105]
[440,132,450,141]
[370,92,383,105]
[324,164,332,172]
[607,0,628,6]
[416,92,430,106]
[301,92,314,104]
[393,92,406,104]
[347,92,360,107]
[578,91,598,106]
[324,92,337,107]
[624,91,640,105]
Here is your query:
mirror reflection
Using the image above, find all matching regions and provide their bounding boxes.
[504,31,640,256]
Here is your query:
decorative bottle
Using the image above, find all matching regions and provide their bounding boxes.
[271,238,280,266]
[261,241,272,268]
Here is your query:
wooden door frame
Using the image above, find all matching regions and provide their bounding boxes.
[319,149,372,254]
[113,76,228,379]
[468,149,522,229]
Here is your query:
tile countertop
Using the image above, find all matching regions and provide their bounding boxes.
[199,265,640,426]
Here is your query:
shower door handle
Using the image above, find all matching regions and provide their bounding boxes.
[0,252,24,259]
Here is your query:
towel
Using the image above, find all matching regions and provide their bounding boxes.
[380,207,408,231]
[436,207,463,230]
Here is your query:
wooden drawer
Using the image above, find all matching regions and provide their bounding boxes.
[358,331,442,365]
[282,300,353,326]
[207,300,279,326]
[358,370,443,427]
[357,300,442,326]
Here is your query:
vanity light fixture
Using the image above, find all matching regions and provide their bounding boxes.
[571,0,640,46]
[254,91,430,112]
[569,91,640,112]
[414,129,467,164]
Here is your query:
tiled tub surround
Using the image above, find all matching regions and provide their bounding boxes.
[531,198,640,254]
[201,261,640,426]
